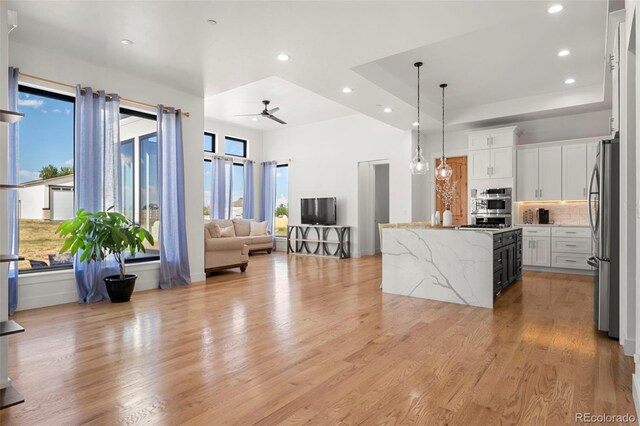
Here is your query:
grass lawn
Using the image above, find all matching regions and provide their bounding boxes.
[18,220,67,270]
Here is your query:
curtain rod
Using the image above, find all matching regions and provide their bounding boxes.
[18,72,190,118]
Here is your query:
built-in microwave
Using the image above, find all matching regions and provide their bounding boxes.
[471,188,512,215]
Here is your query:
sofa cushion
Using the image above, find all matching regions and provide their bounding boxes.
[205,238,246,251]
[210,219,233,229]
[250,221,268,236]
[207,222,222,238]
[250,235,273,245]
[232,219,251,237]
[220,225,236,238]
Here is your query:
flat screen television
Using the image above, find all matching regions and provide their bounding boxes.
[301,197,337,225]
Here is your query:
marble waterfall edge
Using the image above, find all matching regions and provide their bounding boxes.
[381,228,494,308]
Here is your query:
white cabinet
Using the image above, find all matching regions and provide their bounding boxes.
[562,144,587,200]
[469,149,492,180]
[467,126,518,180]
[523,236,551,267]
[490,147,513,179]
[516,147,561,201]
[522,227,551,267]
[516,149,538,201]
[550,227,592,270]
[538,147,562,200]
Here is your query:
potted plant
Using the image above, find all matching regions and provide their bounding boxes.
[56,208,154,303]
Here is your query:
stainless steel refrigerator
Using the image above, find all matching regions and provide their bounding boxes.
[587,137,619,339]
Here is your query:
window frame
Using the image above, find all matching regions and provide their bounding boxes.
[204,132,216,153]
[17,85,76,274]
[224,135,247,158]
[273,163,289,237]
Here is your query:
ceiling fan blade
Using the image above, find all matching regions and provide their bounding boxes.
[267,107,280,114]
[233,113,262,117]
[267,114,287,125]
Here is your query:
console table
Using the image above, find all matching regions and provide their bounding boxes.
[287,225,350,259]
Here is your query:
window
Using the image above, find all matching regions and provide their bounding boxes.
[203,132,216,220]
[232,163,244,219]
[17,86,75,272]
[119,110,160,258]
[203,132,215,152]
[224,136,247,157]
[274,164,289,236]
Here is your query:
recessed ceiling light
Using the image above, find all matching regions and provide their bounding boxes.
[207,19,217,25]
[558,49,570,57]
[251,117,258,121]
[342,87,353,94]
[412,122,419,127]
[383,107,392,113]
[565,78,575,84]
[120,39,134,45]
[277,53,290,61]
[548,4,563,14]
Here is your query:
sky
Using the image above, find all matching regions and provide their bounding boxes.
[17,91,74,183]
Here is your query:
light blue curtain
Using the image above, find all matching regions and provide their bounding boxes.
[74,86,121,303]
[242,159,254,219]
[211,156,233,220]
[261,161,277,234]
[7,67,19,315]
[157,106,191,288]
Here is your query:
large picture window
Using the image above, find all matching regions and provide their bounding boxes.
[232,163,244,219]
[17,86,75,271]
[119,110,160,257]
[274,164,289,236]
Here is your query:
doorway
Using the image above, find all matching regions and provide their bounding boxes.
[435,156,468,226]
[357,160,390,256]
[373,164,390,253]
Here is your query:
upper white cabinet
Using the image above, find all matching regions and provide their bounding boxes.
[467,126,519,180]
[538,147,562,200]
[562,144,587,200]
[516,146,561,201]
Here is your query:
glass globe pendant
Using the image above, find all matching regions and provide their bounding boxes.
[410,146,428,175]
[410,61,429,175]
[435,157,453,180]
[435,83,452,181]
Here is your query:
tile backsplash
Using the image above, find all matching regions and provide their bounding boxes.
[515,202,589,225]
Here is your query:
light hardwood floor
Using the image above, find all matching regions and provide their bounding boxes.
[1,253,636,425]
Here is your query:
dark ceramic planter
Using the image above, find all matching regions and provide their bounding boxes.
[104,274,137,303]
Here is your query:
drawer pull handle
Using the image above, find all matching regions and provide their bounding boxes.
[565,260,577,263]
[565,244,577,247]
[565,231,577,234]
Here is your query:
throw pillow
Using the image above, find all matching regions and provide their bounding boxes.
[250,221,268,236]
[209,222,222,238]
[220,225,236,238]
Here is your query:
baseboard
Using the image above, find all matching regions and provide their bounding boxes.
[624,339,636,356]
[633,374,640,420]
[523,266,593,276]
[191,272,206,283]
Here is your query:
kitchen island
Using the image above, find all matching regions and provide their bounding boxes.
[381,226,522,308]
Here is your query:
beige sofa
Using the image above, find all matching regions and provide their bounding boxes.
[204,219,273,274]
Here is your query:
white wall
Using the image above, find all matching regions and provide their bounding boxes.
[204,118,264,220]
[417,108,613,216]
[9,40,206,310]
[262,114,412,257]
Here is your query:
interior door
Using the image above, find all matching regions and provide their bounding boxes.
[435,156,467,226]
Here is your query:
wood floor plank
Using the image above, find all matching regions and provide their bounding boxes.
[0,253,635,425]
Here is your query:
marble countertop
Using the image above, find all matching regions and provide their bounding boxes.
[385,226,521,235]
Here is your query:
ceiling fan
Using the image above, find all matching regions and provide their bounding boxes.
[234,100,287,124]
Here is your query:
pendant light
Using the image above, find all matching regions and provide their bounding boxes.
[410,62,428,175]
[435,83,452,181]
